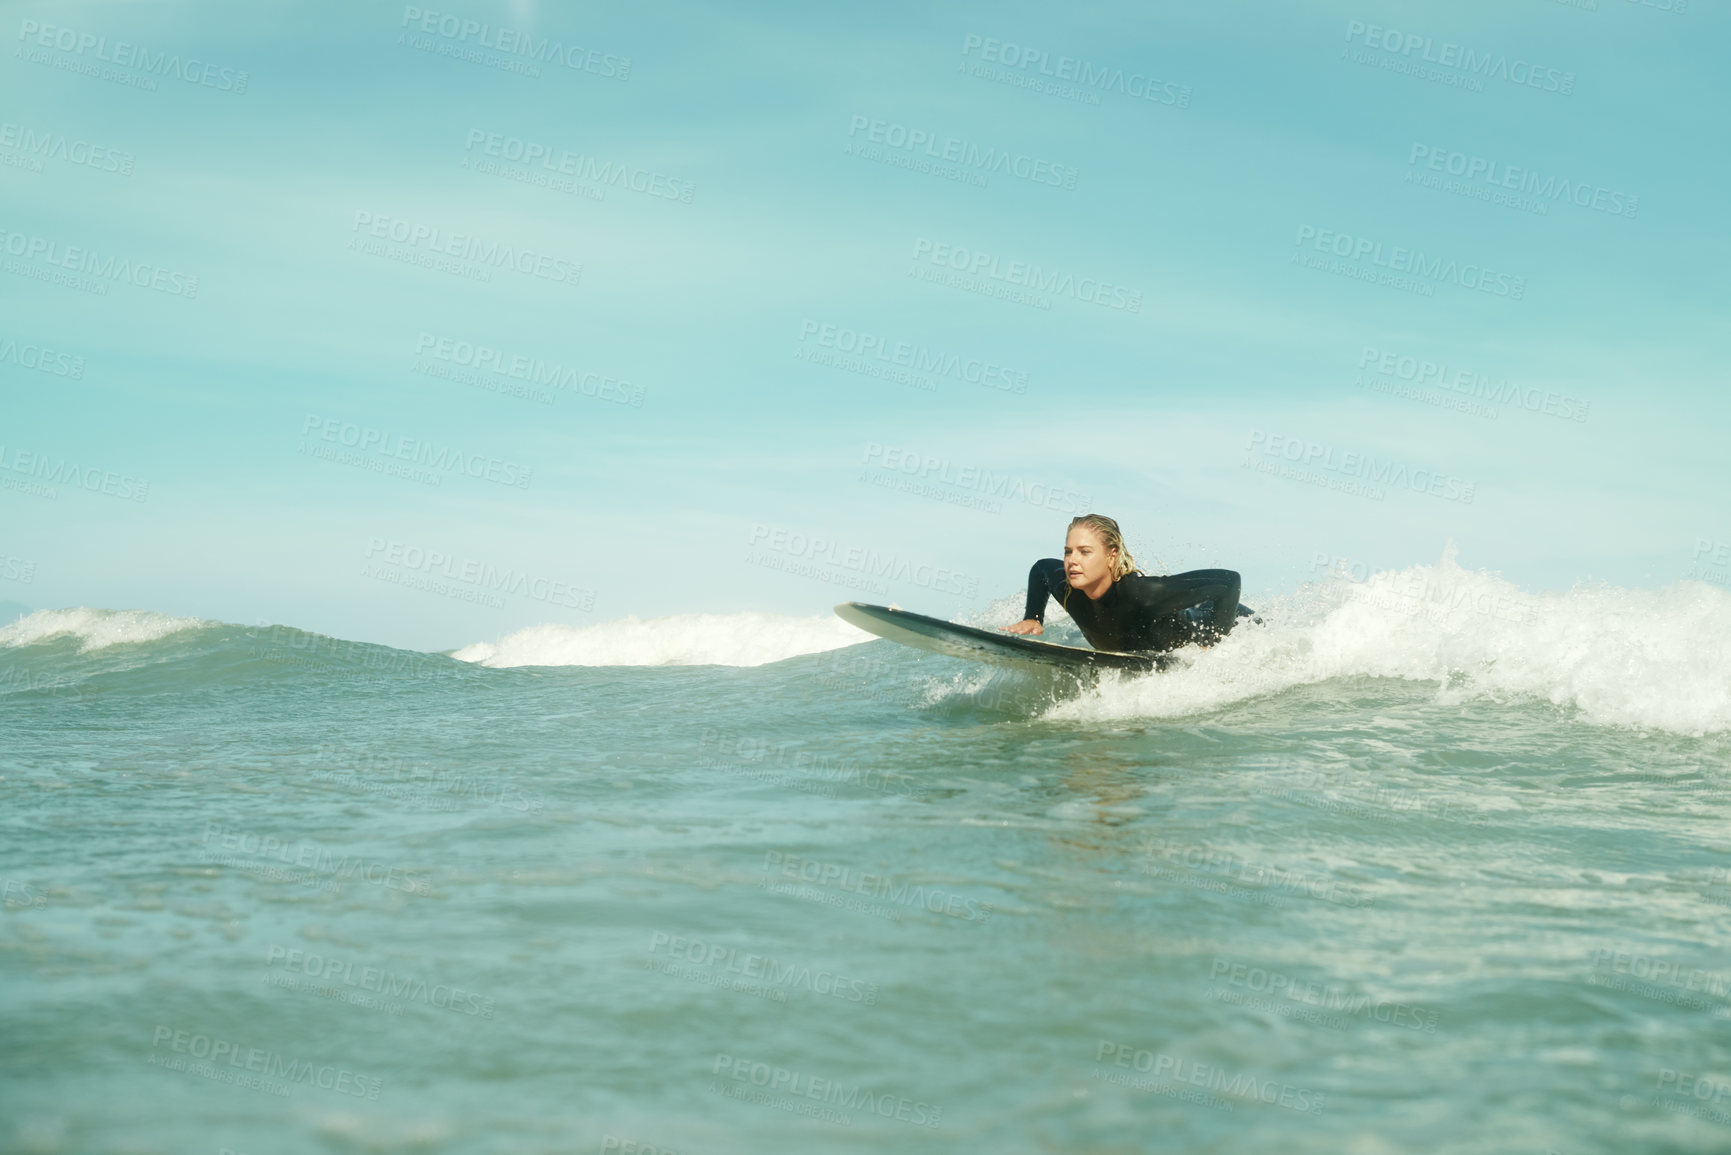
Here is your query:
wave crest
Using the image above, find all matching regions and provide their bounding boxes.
[1047,546,1731,736]
[453,612,872,668]
[0,608,209,652]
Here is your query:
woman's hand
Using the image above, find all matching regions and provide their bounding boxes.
[1003,618,1043,636]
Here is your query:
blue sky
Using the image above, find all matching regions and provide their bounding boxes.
[2,0,1725,650]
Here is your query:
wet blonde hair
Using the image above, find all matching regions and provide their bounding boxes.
[1068,514,1139,580]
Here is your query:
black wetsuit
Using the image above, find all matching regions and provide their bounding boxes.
[1023,559,1244,653]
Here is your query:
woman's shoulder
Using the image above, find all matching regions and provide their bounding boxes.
[1148,567,1240,581]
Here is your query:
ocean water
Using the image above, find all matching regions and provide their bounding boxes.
[5,553,1731,1155]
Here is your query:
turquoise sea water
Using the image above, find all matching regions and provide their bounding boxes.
[5,557,1731,1154]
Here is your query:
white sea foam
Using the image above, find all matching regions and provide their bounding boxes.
[0,607,208,652]
[1047,545,1731,736]
[453,612,873,668]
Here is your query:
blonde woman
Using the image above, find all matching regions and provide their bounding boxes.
[1005,514,1247,653]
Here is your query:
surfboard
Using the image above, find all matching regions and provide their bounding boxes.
[833,602,1168,673]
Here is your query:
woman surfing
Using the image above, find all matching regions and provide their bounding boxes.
[1005,514,1247,653]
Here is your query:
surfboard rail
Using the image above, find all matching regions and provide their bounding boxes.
[833,602,1167,673]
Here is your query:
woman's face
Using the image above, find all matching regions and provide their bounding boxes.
[1063,526,1117,588]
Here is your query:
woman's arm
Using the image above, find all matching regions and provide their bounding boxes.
[1006,559,1066,634]
[1129,569,1242,642]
